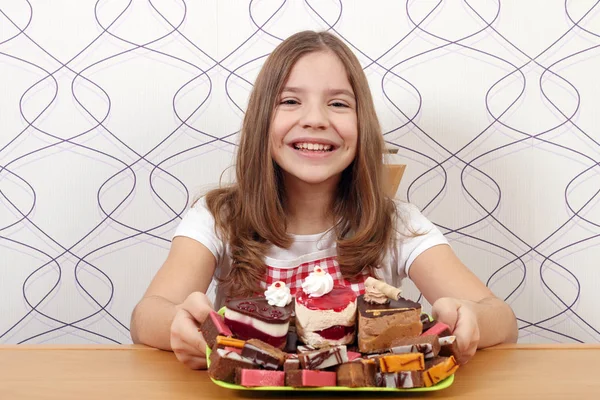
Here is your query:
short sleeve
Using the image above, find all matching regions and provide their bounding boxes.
[172,197,224,262]
[395,202,449,278]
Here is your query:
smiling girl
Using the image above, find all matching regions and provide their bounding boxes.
[130,31,518,370]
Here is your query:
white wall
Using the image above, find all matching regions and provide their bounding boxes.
[1,0,599,345]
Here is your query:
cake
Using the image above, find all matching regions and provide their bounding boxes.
[224,281,293,349]
[375,371,424,389]
[205,276,460,390]
[208,348,258,382]
[357,277,423,353]
[297,345,348,369]
[294,266,357,347]
[235,369,285,387]
[336,359,377,387]
[285,369,337,388]
[200,310,233,349]
[389,335,441,359]
[241,339,287,370]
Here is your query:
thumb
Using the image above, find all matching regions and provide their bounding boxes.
[431,297,461,332]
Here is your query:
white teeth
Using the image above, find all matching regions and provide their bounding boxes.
[294,142,333,151]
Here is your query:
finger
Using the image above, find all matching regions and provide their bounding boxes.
[455,341,477,365]
[187,357,208,370]
[182,315,209,352]
[175,333,208,357]
[432,297,460,332]
[452,308,472,353]
[172,310,209,353]
[183,292,214,323]
[453,307,479,364]
[175,352,208,370]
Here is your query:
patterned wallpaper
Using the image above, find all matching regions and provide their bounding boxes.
[1,0,599,345]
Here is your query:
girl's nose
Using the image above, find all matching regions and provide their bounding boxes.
[300,104,330,130]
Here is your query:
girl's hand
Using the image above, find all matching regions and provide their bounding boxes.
[170,292,214,369]
[431,297,480,365]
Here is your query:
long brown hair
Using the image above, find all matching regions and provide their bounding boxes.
[205,31,397,297]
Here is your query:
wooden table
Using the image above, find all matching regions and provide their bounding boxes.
[1,344,598,399]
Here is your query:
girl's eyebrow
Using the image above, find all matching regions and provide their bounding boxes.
[281,86,355,98]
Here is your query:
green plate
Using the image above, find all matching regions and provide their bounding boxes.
[206,307,455,392]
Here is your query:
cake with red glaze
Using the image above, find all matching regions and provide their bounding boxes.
[294,266,357,347]
[224,281,293,349]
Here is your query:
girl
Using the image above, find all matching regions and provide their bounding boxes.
[130,31,517,370]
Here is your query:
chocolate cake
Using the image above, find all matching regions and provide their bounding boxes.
[336,359,377,387]
[376,371,424,388]
[200,310,232,349]
[241,339,287,370]
[208,348,257,383]
[357,295,422,353]
[389,335,441,359]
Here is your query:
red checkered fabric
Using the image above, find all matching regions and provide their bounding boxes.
[261,256,369,296]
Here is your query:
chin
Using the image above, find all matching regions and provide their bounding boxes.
[291,173,340,186]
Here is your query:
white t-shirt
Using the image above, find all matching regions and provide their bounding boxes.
[173,198,448,309]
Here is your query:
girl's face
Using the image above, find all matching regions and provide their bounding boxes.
[269,51,358,188]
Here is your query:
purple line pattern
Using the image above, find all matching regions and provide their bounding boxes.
[1,1,599,344]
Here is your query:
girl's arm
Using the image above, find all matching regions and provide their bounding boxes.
[408,244,518,363]
[130,236,216,353]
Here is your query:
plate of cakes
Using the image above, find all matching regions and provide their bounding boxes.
[203,266,459,391]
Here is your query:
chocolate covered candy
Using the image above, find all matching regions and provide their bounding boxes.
[224,297,292,349]
[284,354,300,371]
[286,369,337,387]
[376,371,424,389]
[235,369,285,387]
[208,348,257,383]
[200,310,233,349]
[284,325,299,353]
[337,360,377,387]
[298,345,348,370]
[379,353,424,372]
[439,335,459,358]
[241,339,286,370]
[423,356,459,387]
[390,335,441,359]
[422,321,452,338]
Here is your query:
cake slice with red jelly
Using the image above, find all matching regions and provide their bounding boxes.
[295,266,357,347]
[224,282,293,349]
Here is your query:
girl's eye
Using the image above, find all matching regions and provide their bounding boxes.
[280,99,299,105]
[330,102,349,108]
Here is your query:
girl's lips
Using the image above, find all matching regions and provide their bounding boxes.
[289,145,337,159]
[289,138,340,149]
